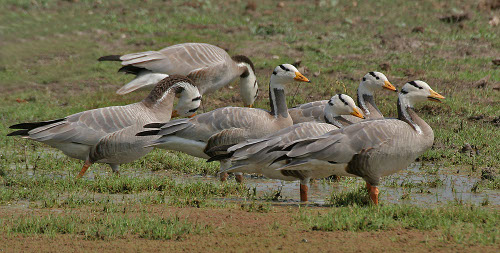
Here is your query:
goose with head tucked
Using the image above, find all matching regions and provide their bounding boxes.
[288,71,396,124]
[8,76,201,178]
[99,43,258,117]
[207,94,364,201]
[137,64,310,182]
[274,81,445,204]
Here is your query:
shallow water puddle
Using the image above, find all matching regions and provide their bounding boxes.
[169,163,500,207]
[7,162,499,207]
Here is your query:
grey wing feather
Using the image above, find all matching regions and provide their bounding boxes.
[27,105,138,146]
[204,128,250,157]
[156,119,191,136]
[289,100,328,123]
[230,122,337,164]
[287,119,400,163]
[119,43,230,76]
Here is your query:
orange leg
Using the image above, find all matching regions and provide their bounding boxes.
[219,172,229,182]
[235,174,244,183]
[366,183,379,205]
[77,160,92,179]
[300,184,308,202]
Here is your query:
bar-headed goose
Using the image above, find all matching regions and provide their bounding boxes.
[289,71,396,124]
[99,43,258,117]
[137,64,310,182]
[275,81,444,204]
[207,94,364,201]
[8,76,201,178]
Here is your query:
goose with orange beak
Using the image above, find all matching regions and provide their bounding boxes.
[137,64,310,183]
[206,94,365,201]
[273,81,445,204]
[289,71,396,124]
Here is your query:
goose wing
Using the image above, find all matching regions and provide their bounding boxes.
[288,100,328,123]
[120,43,232,77]
[24,105,140,146]
[230,122,338,162]
[149,107,275,146]
[284,119,403,164]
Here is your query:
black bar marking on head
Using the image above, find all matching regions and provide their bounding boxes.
[362,77,366,82]
[188,107,199,113]
[338,94,348,105]
[369,72,379,80]
[279,64,289,71]
[400,89,408,94]
[408,81,423,89]
[272,70,277,75]
[192,96,202,101]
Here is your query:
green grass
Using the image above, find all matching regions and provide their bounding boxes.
[0,0,498,170]
[2,213,209,240]
[297,204,499,245]
[0,168,248,206]
[0,1,499,247]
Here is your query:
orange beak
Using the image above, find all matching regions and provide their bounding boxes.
[383,81,397,92]
[427,89,445,103]
[350,107,365,119]
[294,72,310,83]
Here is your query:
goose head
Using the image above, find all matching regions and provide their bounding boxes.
[325,94,365,120]
[143,75,201,117]
[233,55,259,108]
[358,71,396,95]
[172,83,202,118]
[399,80,445,107]
[270,64,310,88]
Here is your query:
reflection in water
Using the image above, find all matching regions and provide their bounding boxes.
[171,163,500,207]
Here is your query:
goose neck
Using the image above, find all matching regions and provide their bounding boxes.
[143,88,177,120]
[397,95,427,134]
[357,85,381,117]
[268,78,289,118]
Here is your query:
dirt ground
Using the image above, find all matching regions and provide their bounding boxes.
[0,205,498,253]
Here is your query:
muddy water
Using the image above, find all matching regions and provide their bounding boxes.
[7,160,499,207]
[171,163,500,207]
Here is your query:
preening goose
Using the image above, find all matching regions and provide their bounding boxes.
[208,94,364,201]
[99,43,258,116]
[275,81,444,204]
[8,76,201,178]
[137,64,310,182]
[288,71,396,124]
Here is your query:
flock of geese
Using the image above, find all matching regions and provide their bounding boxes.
[8,42,445,204]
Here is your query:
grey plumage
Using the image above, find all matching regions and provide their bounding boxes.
[100,43,259,114]
[288,71,395,124]
[277,81,444,204]
[8,76,202,177]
